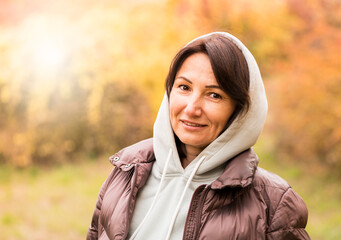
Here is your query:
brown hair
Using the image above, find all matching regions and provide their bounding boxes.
[165,34,250,127]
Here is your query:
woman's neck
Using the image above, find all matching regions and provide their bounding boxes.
[180,144,203,168]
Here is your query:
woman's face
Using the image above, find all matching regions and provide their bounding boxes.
[169,53,236,153]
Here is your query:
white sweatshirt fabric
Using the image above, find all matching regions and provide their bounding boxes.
[128,32,268,240]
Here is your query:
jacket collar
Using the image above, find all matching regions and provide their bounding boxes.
[211,148,259,189]
[109,139,258,190]
[109,138,155,191]
[109,138,155,168]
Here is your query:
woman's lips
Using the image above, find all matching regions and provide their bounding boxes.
[180,120,207,127]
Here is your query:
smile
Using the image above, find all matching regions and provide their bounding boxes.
[181,120,206,127]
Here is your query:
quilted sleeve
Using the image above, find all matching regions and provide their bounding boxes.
[266,188,311,240]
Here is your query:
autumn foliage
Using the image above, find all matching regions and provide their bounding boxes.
[268,0,341,172]
[0,0,340,174]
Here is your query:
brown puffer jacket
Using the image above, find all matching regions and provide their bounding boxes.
[87,139,310,240]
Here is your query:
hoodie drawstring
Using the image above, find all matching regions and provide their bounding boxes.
[165,155,206,240]
[129,148,173,240]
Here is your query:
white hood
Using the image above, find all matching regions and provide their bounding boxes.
[128,32,268,240]
[153,31,268,176]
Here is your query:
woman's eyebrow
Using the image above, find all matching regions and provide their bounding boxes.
[205,85,221,89]
[175,76,220,89]
[175,76,192,84]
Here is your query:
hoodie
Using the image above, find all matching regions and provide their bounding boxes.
[127,32,268,240]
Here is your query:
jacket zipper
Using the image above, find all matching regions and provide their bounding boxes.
[122,163,138,240]
[193,185,210,239]
[183,185,211,240]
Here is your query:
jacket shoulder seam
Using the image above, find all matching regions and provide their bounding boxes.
[267,187,291,230]
[253,167,290,190]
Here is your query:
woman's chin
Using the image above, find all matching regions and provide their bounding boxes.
[179,138,208,151]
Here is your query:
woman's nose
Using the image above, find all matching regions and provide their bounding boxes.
[184,95,202,116]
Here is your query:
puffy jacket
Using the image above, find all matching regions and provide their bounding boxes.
[87,139,310,240]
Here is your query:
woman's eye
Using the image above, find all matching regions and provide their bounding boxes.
[209,92,222,99]
[179,85,190,91]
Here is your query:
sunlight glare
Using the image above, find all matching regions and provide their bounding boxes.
[32,37,68,74]
[19,15,71,76]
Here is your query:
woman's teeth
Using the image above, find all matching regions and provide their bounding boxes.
[183,121,203,127]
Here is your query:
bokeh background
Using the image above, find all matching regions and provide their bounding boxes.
[0,0,340,239]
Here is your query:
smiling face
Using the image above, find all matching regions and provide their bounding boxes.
[169,53,236,156]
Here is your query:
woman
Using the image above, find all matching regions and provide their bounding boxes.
[87,32,310,240]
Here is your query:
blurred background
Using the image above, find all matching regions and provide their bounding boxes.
[0,0,340,239]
